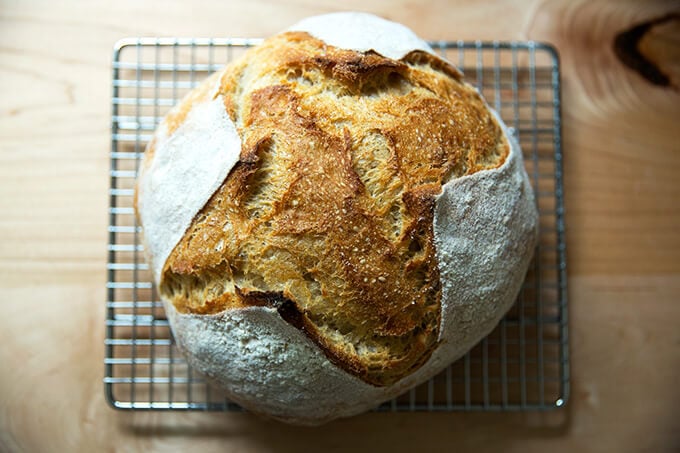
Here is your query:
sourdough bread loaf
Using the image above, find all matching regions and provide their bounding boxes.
[135,12,539,424]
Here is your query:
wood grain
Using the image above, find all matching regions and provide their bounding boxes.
[1,0,679,452]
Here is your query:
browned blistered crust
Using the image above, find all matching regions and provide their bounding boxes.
[155,32,509,386]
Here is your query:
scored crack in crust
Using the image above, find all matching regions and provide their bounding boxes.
[154,31,510,387]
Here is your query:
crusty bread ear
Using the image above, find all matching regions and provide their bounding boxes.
[136,12,538,425]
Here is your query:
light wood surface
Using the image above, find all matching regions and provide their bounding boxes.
[1,0,679,451]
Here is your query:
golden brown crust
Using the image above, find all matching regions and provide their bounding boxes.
[157,32,509,386]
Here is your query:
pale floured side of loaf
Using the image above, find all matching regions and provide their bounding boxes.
[136,77,242,283]
[288,12,435,60]
[433,109,538,358]
[163,303,387,424]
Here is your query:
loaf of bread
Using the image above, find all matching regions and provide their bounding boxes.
[135,12,538,424]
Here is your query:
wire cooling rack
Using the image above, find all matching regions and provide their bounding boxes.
[106,38,568,412]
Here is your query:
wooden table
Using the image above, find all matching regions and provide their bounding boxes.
[1,1,678,451]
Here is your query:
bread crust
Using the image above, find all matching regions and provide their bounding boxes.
[136,13,538,424]
[156,31,510,386]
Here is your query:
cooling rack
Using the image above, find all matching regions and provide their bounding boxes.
[106,38,569,412]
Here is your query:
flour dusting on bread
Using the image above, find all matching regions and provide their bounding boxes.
[289,12,435,60]
[137,94,242,282]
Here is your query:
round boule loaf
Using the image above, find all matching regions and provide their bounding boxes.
[135,12,539,425]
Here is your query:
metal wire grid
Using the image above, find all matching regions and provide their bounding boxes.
[106,38,568,412]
